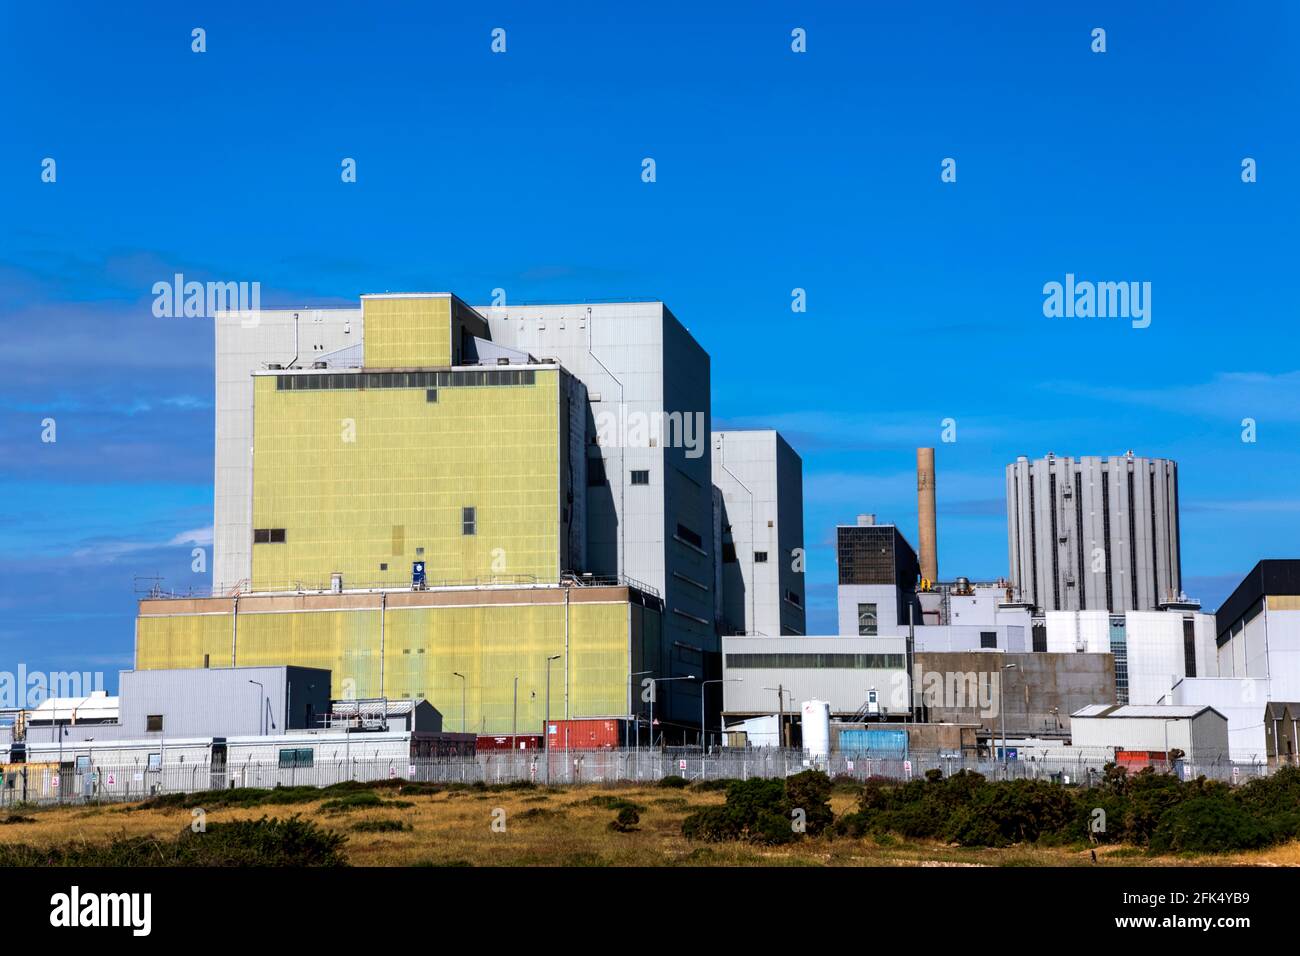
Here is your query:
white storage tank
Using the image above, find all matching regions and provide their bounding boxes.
[801,700,831,759]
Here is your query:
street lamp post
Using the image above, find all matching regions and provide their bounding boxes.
[1000,663,1018,780]
[648,676,696,751]
[701,678,742,752]
[512,676,519,752]
[453,672,466,733]
[544,655,561,784]
[628,670,652,751]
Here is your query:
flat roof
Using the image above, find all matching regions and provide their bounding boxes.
[1072,704,1224,720]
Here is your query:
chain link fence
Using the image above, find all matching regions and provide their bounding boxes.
[0,748,1274,808]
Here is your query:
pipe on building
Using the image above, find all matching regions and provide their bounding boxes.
[917,447,938,582]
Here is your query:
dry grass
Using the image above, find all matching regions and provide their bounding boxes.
[1,787,1297,867]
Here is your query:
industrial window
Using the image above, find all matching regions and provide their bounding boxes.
[278,748,314,769]
[721,543,737,563]
[146,715,163,732]
[274,369,537,391]
[754,551,768,563]
[980,631,997,649]
[725,652,905,670]
[630,470,649,485]
[1032,623,1047,653]
[676,523,702,549]
[858,603,878,636]
[147,753,161,772]
[462,507,477,536]
[785,590,802,608]
[1183,618,1197,678]
[379,563,388,571]
[253,528,285,544]
[75,755,91,773]
[587,458,606,485]
[426,388,438,402]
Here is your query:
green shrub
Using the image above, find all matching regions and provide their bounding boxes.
[658,775,690,789]
[351,819,412,833]
[0,815,347,867]
[585,795,645,813]
[785,770,834,837]
[1150,796,1271,854]
[681,775,825,845]
[608,807,641,832]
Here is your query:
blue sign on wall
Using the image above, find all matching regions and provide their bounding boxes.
[412,561,426,587]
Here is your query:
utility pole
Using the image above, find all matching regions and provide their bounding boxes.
[512,676,518,752]
[1000,663,1018,779]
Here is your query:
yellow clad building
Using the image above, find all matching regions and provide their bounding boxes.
[137,293,666,736]
[135,585,662,735]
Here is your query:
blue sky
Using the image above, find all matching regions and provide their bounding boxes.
[1,1,1297,686]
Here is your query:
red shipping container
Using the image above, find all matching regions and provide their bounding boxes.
[545,718,628,750]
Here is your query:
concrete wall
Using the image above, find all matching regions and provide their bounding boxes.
[915,650,1115,736]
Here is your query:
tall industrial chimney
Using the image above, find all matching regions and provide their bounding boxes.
[917,447,938,583]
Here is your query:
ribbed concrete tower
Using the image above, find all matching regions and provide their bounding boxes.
[917,447,938,583]
[1006,452,1182,613]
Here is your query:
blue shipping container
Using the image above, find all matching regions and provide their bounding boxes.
[837,729,908,756]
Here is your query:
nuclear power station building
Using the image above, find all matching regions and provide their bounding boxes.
[1005,453,1183,614]
[138,292,806,743]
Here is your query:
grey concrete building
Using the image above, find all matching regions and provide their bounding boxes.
[712,429,806,637]
[31,666,332,746]
[914,650,1116,737]
[1006,453,1182,613]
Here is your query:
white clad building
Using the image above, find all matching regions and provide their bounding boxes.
[711,429,806,637]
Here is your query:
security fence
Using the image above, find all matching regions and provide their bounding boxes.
[0,747,1274,808]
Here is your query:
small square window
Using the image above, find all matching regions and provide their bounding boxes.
[980,631,998,649]
[754,551,768,563]
[146,714,163,732]
[269,528,285,543]
[253,529,270,544]
[462,506,477,535]
[379,563,388,571]
[630,470,649,485]
[426,388,438,402]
